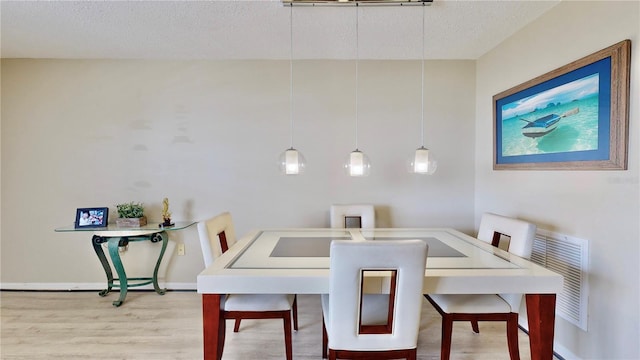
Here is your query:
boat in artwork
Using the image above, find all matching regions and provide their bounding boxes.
[521,113,561,138]
[520,107,579,138]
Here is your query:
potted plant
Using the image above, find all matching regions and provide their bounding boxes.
[115,202,147,227]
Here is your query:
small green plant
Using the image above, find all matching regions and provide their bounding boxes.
[116,202,145,218]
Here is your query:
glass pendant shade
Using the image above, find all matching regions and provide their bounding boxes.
[410,5,437,176]
[345,149,371,177]
[344,7,370,178]
[279,5,305,176]
[408,146,437,175]
[279,147,306,175]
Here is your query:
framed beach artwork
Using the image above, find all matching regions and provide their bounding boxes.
[493,39,631,170]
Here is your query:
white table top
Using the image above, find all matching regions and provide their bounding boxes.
[197,228,563,295]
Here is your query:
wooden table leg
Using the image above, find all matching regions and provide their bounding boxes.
[203,294,225,360]
[526,294,556,359]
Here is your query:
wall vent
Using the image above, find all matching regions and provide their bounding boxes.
[530,228,589,331]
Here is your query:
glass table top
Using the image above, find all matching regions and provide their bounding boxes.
[55,221,196,232]
[228,229,522,270]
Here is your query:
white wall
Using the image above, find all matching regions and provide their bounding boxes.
[0,59,476,285]
[475,1,639,359]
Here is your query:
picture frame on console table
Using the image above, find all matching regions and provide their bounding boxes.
[74,207,109,228]
[493,39,630,170]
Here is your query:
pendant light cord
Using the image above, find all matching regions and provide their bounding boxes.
[420,3,425,148]
[355,4,359,150]
[289,4,294,149]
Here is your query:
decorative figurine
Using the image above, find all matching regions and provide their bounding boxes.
[160,197,174,227]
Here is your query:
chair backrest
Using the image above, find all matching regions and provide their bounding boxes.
[197,212,237,268]
[477,212,536,312]
[327,240,428,351]
[330,204,375,229]
[477,212,536,258]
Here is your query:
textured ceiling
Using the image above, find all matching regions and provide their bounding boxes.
[0,0,560,60]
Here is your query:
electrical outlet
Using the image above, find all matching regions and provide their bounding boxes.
[177,243,185,256]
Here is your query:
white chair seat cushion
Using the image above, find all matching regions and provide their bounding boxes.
[321,294,329,326]
[428,294,512,313]
[321,293,391,331]
[225,294,294,311]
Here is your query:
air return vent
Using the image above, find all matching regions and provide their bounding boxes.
[530,229,589,331]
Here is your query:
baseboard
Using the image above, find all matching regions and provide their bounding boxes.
[552,342,582,360]
[518,325,581,360]
[0,282,197,291]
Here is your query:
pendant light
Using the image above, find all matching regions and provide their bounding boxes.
[279,4,306,175]
[409,3,437,175]
[345,4,371,177]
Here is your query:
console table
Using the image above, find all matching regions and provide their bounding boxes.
[55,221,195,306]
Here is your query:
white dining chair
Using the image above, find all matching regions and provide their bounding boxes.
[329,204,375,229]
[322,240,428,360]
[197,212,298,360]
[424,212,536,360]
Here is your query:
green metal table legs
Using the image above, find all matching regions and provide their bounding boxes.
[150,232,169,296]
[107,237,129,306]
[92,235,114,297]
[92,232,168,307]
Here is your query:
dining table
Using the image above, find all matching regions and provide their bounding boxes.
[197,228,563,360]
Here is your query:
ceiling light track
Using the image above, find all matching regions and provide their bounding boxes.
[283,0,432,7]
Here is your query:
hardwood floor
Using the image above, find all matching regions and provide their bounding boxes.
[1,291,557,360]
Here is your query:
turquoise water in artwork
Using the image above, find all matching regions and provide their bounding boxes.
[501,95,599,156]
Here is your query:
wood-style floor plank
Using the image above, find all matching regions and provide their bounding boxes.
[1,291,558,359]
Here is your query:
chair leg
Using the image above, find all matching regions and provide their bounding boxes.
[471,319,480,333]
[506,313,521,360]
[322,317,328,359]
[441,314,453,360]
[283,311,293,360]
[233,319,241,333]
[408,348,417,360]
[293,295,299,331]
